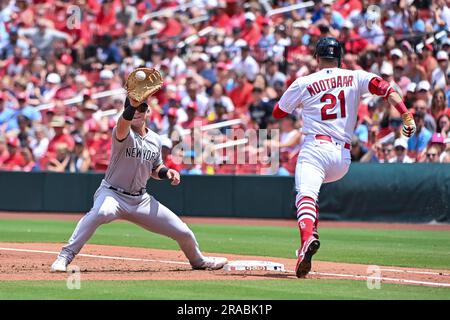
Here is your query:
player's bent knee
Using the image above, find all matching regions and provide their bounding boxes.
[174,226,195,242]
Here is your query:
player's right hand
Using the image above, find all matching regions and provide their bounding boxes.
[401,112,416,138]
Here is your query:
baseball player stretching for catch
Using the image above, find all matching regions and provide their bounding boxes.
[51,68,227,272]
[272,38,416,278]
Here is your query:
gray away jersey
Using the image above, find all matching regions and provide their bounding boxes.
[105,127,163,193]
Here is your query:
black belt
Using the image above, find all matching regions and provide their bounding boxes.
[108,186,145,196]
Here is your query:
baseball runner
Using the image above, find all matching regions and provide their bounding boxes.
[51,68,227,272]
[272,37,416,278]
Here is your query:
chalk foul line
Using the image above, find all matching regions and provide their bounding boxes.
[1,247,449,288]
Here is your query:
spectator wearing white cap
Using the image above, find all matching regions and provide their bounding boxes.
[99,69,114,81]
[416,80,432,106]
[441,38,450,52]
[42,73,62,102]
[379,61,402,95]
[241,12,262,46]
[390,48,403,62]
[431,51,450,89]
[98,69,121,92]
[389,138,414,163]
[404,82,417,109]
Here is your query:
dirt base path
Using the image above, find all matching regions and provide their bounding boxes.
[1,212,450,231]
[1,243,449,288]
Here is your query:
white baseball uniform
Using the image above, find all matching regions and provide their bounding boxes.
[278,67,379,221]
[57,126,208,268]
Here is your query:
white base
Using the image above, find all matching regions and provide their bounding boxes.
[223,260,285,272]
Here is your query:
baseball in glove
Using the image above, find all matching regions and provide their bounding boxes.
[125,68,163,104]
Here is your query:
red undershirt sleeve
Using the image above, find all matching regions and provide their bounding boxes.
[272,103,289,119]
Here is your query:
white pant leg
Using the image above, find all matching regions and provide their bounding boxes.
[323,145,351,183]
[123,194,205,267]
[60,187,121,262]
[294,137,351,204]
[295,160,325,205]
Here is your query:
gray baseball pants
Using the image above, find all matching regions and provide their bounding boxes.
[59,180,206,267]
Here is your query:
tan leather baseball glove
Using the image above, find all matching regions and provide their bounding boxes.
[125,68,163,104]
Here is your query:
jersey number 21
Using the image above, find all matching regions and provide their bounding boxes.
[320,90,346,121]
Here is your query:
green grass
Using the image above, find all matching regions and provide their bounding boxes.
[0,280,448,300]
[0,218,449,269]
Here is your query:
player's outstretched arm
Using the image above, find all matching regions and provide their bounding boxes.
[368,77,416,138]
[386,91,416,138]
[152,164,181,186]
[115,97,140,141]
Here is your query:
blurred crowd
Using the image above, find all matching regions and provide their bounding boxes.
[1,0,450,176]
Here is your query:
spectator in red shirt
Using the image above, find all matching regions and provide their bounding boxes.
[0,136,9,166]
[160,136,182,172]
[158,11,183,39]
[90,129,112,172]
[181,102,205,130]
[240,12,261,47]
[339,20,369,55]
[1,137,25,170]
[229,70,253,114]
[420,44,438,79]
[333,0,363,18]
[47,116,75,154]
[96,0,118,34]
[81,102,100,133]
[210,3,231,34]
[16,0,35,28]
[1,46,28,77]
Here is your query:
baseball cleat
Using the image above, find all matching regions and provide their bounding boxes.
[193,257,228,270]
[50,256,68,272]
[295,237,320,278]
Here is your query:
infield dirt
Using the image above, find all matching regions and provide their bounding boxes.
[1,242,449,287]
[1,213,449,287]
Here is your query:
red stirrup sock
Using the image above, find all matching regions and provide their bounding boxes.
[296,196,317,245]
